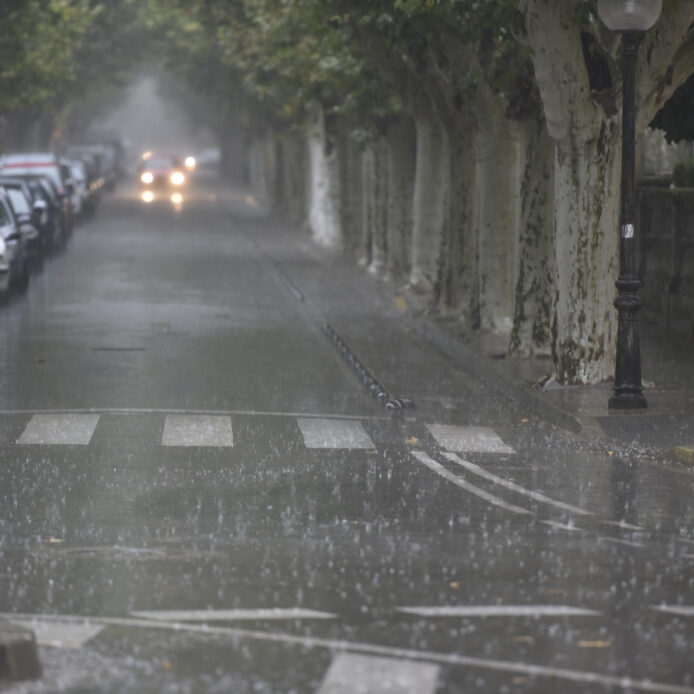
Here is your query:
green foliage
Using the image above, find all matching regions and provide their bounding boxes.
[650,73,694,144]
[0,0,93,112]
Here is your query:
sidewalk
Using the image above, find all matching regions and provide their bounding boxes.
[416,307,694,461]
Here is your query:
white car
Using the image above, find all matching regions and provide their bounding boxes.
[65,158,89,217]
[0,152,74,235]
[0,190,29,293]
[0,235,9,294]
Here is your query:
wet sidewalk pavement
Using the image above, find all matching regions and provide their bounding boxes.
[242,188,694,469]
[437,320,694,462]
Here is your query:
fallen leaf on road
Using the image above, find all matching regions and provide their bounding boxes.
[513,636,535,644]
[521,418,529,424]
[449,581,461,589]
[407,437,419,445]
[46,537,64,544]
[579,640,611,648]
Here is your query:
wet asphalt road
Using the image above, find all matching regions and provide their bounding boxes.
[1,178,693,693]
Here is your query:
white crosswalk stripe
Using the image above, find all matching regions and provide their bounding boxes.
[161,414,234,447]
[397,605,601,618]
[8,618,104,649]
[316,653,440,694]
[426,424,515,454]
[17,414,100,445]
[8,412,525,460]
[130,608,336,621]
[297,417,375,450]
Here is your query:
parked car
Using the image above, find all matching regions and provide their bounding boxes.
[12,175,69,252]
[66,145,117,191]
[81,129,126,182]
[0,181,43,269]
[0,176,50,250]
[63,149,104,218]
[0,188,30,293]
[0,153,74,237]
[63,158,89,219]
[0,235,9,295]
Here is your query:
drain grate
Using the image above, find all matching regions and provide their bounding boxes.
[321,324,414,410]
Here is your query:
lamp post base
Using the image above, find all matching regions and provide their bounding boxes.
[609,388,647,410]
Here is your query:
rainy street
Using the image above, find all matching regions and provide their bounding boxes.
[0,172,692,693]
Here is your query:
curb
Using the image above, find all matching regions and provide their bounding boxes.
[0,620,41,681]
[409,315,585,435]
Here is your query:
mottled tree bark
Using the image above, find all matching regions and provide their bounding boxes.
[510,119,555,357]
[410,108,449,292]
[307,110,342,249]
[385,117,416,281]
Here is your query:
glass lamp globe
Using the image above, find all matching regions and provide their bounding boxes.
[597,0,663,31]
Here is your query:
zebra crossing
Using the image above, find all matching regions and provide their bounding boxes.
[5,410,661,533]
[6,609,694,694]
[6,411,518,454]
[0,410,622,527]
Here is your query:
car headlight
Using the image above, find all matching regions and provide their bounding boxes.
[170,171,185,186]
[141,171,154,185]
[184,156,196,170]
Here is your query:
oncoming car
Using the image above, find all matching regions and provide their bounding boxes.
[138,154,186,189]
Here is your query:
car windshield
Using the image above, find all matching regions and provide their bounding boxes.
[6,188,30,215]
[147,157,178,169]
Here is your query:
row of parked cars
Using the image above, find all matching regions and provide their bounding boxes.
[0,140,122,298]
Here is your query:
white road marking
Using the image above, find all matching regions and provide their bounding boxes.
[397,605,601,618]
[598,536,645,548]
[298,418,375,449]
[411,452,531,515]
[317,652,439,694]
[162,415,234,447]
[542,520,583,532]
[443,452,593,516]
[426,424,515,454]
[130,608,336,621]
[17,414,100,445]
[0,408,384,421]
[3,613,693,694]
[8,618,104,649]
[651,605,694,617]
[605,520,644,531]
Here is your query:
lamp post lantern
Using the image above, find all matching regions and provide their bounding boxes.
[598,0,662,410]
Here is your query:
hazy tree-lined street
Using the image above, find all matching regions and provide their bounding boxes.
[2,1,694,691]
[1,177,693,693]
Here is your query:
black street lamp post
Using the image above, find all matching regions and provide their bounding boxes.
[598,0,662,410]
